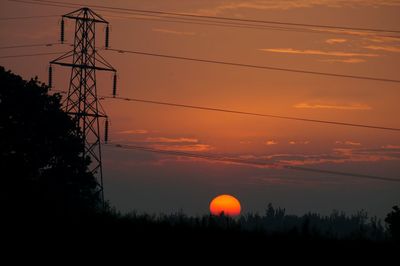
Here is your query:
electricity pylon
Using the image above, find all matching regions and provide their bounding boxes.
[49,7,117,205]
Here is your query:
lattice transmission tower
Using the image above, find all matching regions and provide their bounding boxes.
[49,7,117,204]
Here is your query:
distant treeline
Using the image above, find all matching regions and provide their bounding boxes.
[96,203,388,241]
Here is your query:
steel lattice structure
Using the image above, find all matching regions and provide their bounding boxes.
[49,7,117,204]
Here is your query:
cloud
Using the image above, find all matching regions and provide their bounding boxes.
[195,1,296,15]
[294,102,371,110]
[145,137,199,143]
[118,129,148,134]
[118,142,400,170]
[344,141,361,146]
[289,140,310,145]
[259,48,378,57]
[346,147,400,160]
[335,141,362,146]
[152,28,196,36]
[239,151,340,167]
[215,146,396,170]
[194,1,400,16]
[143,136,212,152]
[150,144,213,152]
[317,29,400,42]
[249,175,347,186]
[367,36,400,43]
[325,38,347,44]
[265,140,278,145]
[247,175,313,186]
[381,145,400,149]
[315,28,380,38]
[364,45,400,53]
[258,146,400,167]
[319,58,366,64]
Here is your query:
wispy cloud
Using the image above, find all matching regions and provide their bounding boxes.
[146,137,199,143]
[152,28,196,36]
[367,36,400,43]
[294,102,372,110]
[249,175,349,186]
[194,1,400,16]
[144,136,212,152]
[289,140,310,145]
[136,144,400,170]
[316,28,400,42]
[118,136,213,154]
[325,38,347,44]
[118,129,148,135]
[259,48,378,57]
[265,140,278,145]
[150,144,213,152]
[335,141,362,146]
[364,45,400,53]
[315,28,380,38]
[345,141,361,146]
[381,144,400,149]
[319,58,366,64]
[263,146,399,166]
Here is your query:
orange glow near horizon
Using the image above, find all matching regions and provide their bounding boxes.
[210,194,241,217]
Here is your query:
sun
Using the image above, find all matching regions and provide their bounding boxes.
[209,194,241,217]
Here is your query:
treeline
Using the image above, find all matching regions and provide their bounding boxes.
[94,203,391,242]
[239,204,385,240]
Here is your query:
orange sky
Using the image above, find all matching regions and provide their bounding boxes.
[1,0,399,217]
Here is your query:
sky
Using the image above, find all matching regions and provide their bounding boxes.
[1,0,399,218]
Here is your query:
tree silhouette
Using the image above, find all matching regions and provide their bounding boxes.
[385,205,400,242]
[0,66,100,223]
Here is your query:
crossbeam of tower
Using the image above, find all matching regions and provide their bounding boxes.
[49,7,117,205]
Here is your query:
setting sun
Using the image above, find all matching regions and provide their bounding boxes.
[210,194,241,217]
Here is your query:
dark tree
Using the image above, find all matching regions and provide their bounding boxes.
[385,205,400,242]
[0,66,100,223]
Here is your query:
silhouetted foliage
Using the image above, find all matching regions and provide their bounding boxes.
[385,205,400,242]
[0,66,100,223]
[81,203,387,242]
[237,204,385,240]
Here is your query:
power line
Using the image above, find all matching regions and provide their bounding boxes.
[3,1,357,37]
[97,9,338,36]
[3,48,392,134]
[23,0,400,34]
[49,92,400,183]
[51,90,400,132]
[0,42,61,50]
[108,143,400,183]
[0,51,66,59]
[107,48,400,84]
[9,0,400,40]
[286,166,400,183]
[109,143,274,167]
[5,1,394,40]
[101,95,400,132]
[110,12,398,40]
[8,0,73,9]
[110,13,323,35]
[0,14,58,20]
[6,46,398,84]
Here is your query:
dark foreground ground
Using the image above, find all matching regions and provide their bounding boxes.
[5,212,398,263]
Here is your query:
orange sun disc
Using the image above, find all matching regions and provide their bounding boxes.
[209,194,241,217]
